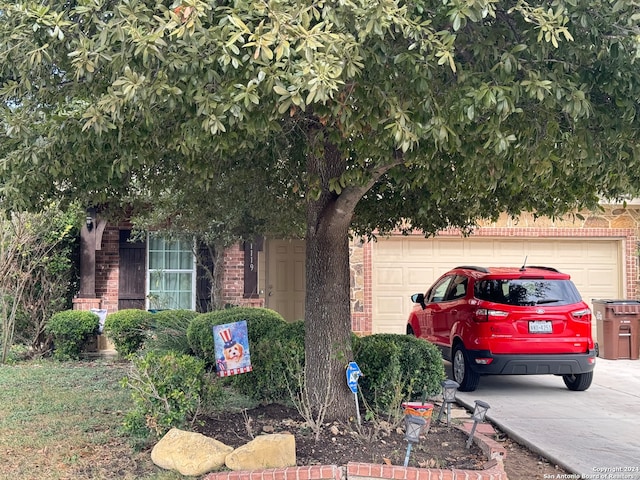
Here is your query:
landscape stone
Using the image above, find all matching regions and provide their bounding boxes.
[151,428,234,476]
[225,433,296,471]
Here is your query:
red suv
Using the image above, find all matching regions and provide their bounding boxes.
[407,265,596,392]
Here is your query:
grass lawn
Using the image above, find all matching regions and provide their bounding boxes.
[0,359,185,480]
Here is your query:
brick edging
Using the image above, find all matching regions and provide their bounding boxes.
[347,459,507,480]
[203,465,343,480]
[455,423,507,462]
[203,460,506,480]
[202,421,508,480]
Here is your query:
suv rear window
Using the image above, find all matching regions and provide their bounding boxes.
[474,279,581,306]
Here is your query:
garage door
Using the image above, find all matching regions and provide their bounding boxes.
[371,237,622,341]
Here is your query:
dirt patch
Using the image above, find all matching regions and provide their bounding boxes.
[195,403,570,479]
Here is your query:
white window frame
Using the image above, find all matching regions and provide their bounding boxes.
[146,234,197,311]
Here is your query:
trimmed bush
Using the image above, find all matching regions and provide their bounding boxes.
[122,351,223,444]
[186,307,287,364]
[231,320,305,403]
[353,334,445,414]
[45,310,100,360]
[144,309,200,355]
[187,307,305,403]
[103,309,153,356]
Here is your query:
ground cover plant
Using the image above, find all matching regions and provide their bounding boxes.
[0,359,570,480]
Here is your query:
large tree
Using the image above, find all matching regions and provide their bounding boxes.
[2,0,640,419]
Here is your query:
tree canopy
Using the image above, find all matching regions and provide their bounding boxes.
[2,0,640,418]
[2,1,640,224]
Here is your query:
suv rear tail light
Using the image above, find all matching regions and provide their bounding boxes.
[474,308,509,322]
[571,308,591,322]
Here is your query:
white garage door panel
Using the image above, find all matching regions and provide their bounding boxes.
[586,268,619,291]
[406,268,430,290]
[407,240,435,257]
[376,296,405,314]
[376,267,403,285]
[435,241,465,257]
[461,239,489,257]
[587,242,619,260]
[495,240,527,261]
[556,241,586,257]
[371,237,622,340]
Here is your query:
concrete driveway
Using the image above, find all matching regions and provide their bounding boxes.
[447,358,640,479]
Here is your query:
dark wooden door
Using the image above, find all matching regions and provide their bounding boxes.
[118,230,146,310]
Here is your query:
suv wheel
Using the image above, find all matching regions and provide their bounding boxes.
[452,344,480,392]
[562,372,593,391]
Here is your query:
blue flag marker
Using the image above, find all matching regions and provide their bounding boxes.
[346,361,362,424]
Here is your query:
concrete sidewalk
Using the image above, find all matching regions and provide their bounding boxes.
[449,359,640,479]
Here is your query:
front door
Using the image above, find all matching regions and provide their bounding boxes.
[118,230,146,310]
[265,239,305,322]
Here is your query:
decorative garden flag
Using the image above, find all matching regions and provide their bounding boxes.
[213,320,252,377]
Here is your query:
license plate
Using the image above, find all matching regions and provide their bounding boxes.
[529,321,552,333]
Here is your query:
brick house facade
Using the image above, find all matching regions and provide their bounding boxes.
[74,205,640,339]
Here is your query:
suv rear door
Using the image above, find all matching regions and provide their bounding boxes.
[474,276,591,355]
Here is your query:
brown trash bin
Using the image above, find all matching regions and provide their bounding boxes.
[592,299,640,360]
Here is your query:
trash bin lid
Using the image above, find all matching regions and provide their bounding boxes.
[592,299,640,304]
[592,299,640,314]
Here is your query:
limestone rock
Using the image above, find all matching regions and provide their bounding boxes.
[225,433,296,471]
[151,428,234,476]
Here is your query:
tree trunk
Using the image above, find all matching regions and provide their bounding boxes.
[195,241,225,311]
[304,140,356,422]
[211,242,226,310]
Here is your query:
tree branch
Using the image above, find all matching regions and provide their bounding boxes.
[334,149,406,216]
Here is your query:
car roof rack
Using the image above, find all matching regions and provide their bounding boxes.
[526,266,560,272]
[454,265,489,273]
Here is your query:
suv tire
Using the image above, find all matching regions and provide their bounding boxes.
[452,343,480,392]
[562,371,593,391]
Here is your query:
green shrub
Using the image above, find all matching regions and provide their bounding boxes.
[45,310,99,360]
[186,307,287,364]
[144,309,200,355]
[353,334,445,414]
[121,351,223,444]
[186,307,305,403]
[231,320,306,403]
[4,343,30,364]
[103,309,153,356]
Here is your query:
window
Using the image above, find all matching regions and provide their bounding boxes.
[474,279,580,306]
[447,275,468,300]
[147,235,196,310]
[427,276,454,303]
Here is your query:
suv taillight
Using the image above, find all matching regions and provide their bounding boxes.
[571,308,591,322]
[474,308,509,322]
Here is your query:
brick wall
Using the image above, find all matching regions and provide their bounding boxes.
[350,239,372,336]
[222,245,265,308]
[95,226,120,313]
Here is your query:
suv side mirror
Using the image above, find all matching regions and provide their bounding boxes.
[411,293,426,308]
